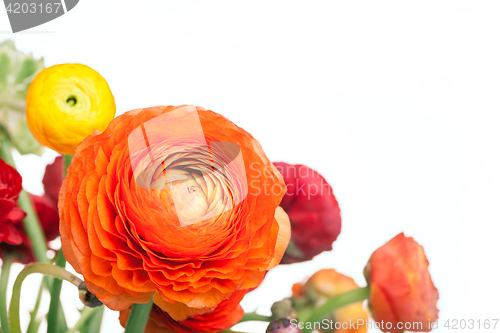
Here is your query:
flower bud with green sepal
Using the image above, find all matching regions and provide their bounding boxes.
[267,318,303,333]
[271,299,298,321]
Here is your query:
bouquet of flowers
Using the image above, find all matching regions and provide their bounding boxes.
[0,40,439,333]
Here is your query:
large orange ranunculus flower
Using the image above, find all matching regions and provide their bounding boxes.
[59,105,290,320]
[292,269,368,333]
[119,289,247,333]
[365,233,439,333]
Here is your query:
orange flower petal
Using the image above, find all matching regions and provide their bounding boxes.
[267,206,291,269]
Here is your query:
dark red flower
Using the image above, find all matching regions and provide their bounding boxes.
[0,158,25,245]
[0,156,62,263]
[0,194,60,263]
[273,162,341,264]
[42,156,64,203]
[30,194,60,244]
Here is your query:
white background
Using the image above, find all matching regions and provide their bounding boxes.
[2,1,500,332]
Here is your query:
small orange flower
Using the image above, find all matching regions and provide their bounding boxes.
[365,233,439,333]
[119,289,247,333]
[292,269,368,333]
[59,105,290,320]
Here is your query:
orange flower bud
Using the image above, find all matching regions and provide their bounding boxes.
[292,269,368,333]
[365,233,439,333]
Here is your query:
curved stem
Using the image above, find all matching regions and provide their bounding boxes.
[0,138,49,264]
[65,307,97,333]
[239,312,272,323]
[9,263,83,333]
[0,256,14,333]
[124,297,154,333]
[300,286,370,333]
[46,250,67,333]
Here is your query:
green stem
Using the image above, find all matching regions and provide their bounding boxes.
[46,251,66,333]
[51,154,72,333]
[300,286,370,333]
[239,312,272,323]
[0,256,14,333]
[55,307,67,333]
[26,281,44,333]
[0,138,49,264]
[296,307,314,324]
[9,263,83,333]
[0,138,15,166]
[18,191,49,263]
[63,154,73,175]
[65,307,98,333]
[124,297,154,333]
[84,306,104,333]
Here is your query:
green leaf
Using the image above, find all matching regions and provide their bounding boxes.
[0,52,12,85]
[78,306,104,333]
[285,239,304,258]
[0,39,45,156]
[10,119,44,156]
[15,58,38,84]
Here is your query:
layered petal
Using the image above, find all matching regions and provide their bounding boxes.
[60,105,289,317]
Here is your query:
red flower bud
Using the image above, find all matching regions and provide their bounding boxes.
[365,233,439,333]
[42,155,64,203]
[273,162,341,264]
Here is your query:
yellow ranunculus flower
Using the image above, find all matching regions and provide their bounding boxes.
[26,63,116,155]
